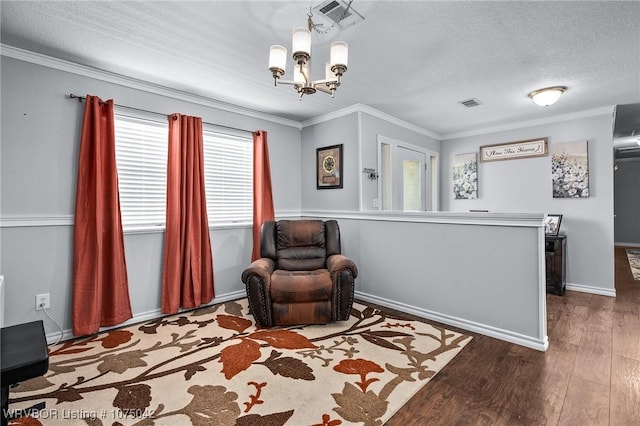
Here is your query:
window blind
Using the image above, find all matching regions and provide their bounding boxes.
[114,114,253,230]
[114,114,168,229]
[203,130,253,225]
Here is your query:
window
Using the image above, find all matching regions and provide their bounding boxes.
[202,129,253,225]
[114,112,254,230]
[114,113,168,230]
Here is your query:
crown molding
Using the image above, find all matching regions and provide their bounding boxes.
[300,104,362,128]
[302,103,442,140]
[2,44,617,140]
[0,44,302,129]
[441,105,615,140]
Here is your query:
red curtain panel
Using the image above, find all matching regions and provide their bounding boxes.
[161,114,215,314]
[252,130,275,261]
[72,95,133,336]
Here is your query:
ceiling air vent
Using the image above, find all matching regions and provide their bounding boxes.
[459,98,483,108]
[313,0,364,30]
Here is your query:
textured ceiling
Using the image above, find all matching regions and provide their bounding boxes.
[1,1,639,138]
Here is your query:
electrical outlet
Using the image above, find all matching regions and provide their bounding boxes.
[373,198,378,208]
[35,293,50,310]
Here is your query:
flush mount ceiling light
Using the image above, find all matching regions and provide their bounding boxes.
[528,86,567,107]
[268,14,349,100]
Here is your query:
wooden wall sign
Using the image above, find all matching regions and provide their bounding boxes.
[480,137,548,162]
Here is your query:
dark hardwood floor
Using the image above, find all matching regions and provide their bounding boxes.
[385,246,640,425]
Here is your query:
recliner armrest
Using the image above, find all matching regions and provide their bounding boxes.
[327,254,358,278]
[241,258,275,283]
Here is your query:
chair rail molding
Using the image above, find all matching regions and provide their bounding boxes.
[301,209,545,228]
[0,214,74,228]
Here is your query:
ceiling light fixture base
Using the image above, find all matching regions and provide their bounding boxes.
[528,86,567,107]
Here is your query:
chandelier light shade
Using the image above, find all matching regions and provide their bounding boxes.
[528,86,567,107]
[268,45,287,76]
[291,28,311,64]
[269,25,349,99]
[330,41,348,69]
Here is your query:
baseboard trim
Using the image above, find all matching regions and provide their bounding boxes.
[566,283,616,297]
[45,290,246,345]
[616,242,640,248]
[355,291,549,352]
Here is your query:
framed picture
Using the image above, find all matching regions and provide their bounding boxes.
[545,214,563,236]
[480,137,548,162]
[551,140,589,198]
[452,153,478,199]
[317,144,343,189]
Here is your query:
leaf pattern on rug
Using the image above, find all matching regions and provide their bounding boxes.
[257,350,315,380]
[627,248,640,280]
[8,300,471,425]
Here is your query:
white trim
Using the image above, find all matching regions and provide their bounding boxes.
[355,292,549,352]
[566,283,616,297]
[616,242,640,248]
[1,44,301,130]
[537,227,548,345]
[357,104,441,139]
[2,45,619,140]
[0,210,302,229]
[0,215,74,227]
[301,104,361,127]
[441,106,615,140]
[357,110,364,211]
[44,291,247,344]
[302,209,545,228]
[302,103,441,139]
[275,210,302,219]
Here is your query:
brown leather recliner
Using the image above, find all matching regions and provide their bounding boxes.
[241,219,358,326]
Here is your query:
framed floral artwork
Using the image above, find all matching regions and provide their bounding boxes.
[453,153,477,199]
[317,144,343,189]
[551,140,589,198]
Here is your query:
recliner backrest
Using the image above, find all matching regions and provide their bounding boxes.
[260,220,343,271]
[276,220,326,270]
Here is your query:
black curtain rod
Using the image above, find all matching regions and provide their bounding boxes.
[68,93,256,135]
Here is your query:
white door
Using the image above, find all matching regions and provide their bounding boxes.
[395,146,426,211]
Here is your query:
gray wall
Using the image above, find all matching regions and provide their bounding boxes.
[300,113,359,211]
[299,110,548,349]
[614,158,640,245]
[300,110,441,212]
[307,214,547,350]
[0,57,301,336]
[440,113,615,294]
[0,53,618,350]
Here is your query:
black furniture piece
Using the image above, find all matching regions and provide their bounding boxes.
[1,320,49,426]
[545,234,567,295]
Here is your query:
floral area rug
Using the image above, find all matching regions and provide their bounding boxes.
[8,299,471,425]
[627,249,640,280]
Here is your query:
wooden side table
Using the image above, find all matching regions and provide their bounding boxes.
[545,234,567,295]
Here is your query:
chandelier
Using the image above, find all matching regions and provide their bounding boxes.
[268,21,349,100]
